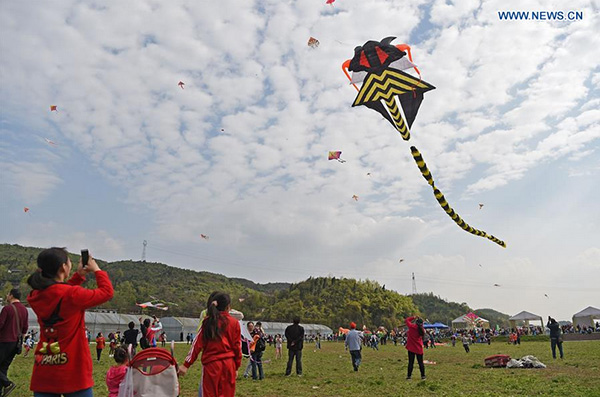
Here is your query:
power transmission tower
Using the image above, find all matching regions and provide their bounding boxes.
[142,240,147,262]
[411,272,417,294]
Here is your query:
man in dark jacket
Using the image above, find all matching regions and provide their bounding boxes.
[0,289,28,396]
[547,316,564,359]
[285,317,304,376]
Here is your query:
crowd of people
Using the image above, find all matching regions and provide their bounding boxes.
[0,246,595,396]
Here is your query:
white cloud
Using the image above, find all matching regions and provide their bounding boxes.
[0,0,598,320]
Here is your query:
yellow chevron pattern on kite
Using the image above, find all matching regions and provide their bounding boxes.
[353,69,430,105]
[410,146,506,248]
[383,98,409,140]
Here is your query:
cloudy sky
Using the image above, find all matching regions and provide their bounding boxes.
[1,0,598,321]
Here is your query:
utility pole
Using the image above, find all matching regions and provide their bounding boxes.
[411,272,417,295]
[142,240,147,262]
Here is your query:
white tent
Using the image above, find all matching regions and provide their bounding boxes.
[509,311,543,328]
[572,306,600,328]
[452,313,490,330]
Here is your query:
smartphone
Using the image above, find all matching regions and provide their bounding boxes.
[81,249,89,267]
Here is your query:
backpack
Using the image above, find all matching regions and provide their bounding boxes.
[255,337,266,352]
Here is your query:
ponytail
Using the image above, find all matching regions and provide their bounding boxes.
[202,291,231,341]
[28,247,69,290]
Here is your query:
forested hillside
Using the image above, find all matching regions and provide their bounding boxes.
[1,244,507,329]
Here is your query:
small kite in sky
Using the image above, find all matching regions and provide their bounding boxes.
[220,128,225,132]
[398,259,404,263]
[493,284,501,287]
[326,0,335,4]
[308,37,320,48]
[24,207,30,213]
[44,138,57,146]
[352,195,359,201]
[50,105,58,112]
[478,264,482,268]
[200,234,209,240]
[328,151,346,163]
[479,203,484,210]
[178,81,185,89]
[366,172,371,176]
[342,37,505,248]
[544,294,549,298]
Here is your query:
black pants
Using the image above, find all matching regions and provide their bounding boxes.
[0,341,18,387]
[96,348,102,361]
[407,351,425,378]
[350,350,361,371]
[550,338,564,358]
[463,343,470,353]
[285,349,303,375]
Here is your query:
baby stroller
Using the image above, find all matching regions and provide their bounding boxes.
[119,342,179,397]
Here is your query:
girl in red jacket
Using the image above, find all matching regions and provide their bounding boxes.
[105,347,128,397]
[27,247,114,396]
[178,292,241,397]
[405,316,426,380]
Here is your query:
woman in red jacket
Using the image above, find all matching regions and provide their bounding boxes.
[27,247,114,396]
[404,316,426,380]
[179,292,241,397]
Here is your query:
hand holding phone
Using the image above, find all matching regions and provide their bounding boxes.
[81,249,89,267]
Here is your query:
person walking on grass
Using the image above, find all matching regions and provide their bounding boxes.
[405,316,426,380]
[96,332,106,362]
[547,316,564,359]
[345,322,363,372]
[179,292,241,397]
[285,317,304,376]
[0,288,28,397]
[462,333,470,353]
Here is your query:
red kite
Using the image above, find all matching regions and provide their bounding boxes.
[352,195,359,201]
[178,81,185,89]
[50,106,58,112]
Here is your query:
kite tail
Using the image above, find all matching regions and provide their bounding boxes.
[410,146,506,248]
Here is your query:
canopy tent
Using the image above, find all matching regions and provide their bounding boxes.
[572,306,600,328]
[509,311,544,328]
[424,322,449,329]
[242,321,333,337]
[452,313,490,330]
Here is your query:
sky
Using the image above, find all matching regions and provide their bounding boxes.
[1,0,599,321]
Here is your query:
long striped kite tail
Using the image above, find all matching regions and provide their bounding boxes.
[410,146,506,248]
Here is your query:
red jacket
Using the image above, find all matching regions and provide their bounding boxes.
[184,311,241,369]
[106,365,127,397]
[28,271,114,393]
[405,316,424,355]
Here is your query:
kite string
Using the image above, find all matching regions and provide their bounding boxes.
[409,146,506,248]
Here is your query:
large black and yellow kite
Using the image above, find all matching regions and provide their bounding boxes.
[342,37,505,248]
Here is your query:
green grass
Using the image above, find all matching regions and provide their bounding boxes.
[7,340,600,396]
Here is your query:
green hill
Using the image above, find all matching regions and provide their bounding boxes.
[1,244,508,330]
[259,277,419,330]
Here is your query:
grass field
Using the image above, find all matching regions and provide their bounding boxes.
[7,340,600,396]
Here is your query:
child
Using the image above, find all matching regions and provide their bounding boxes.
[179,292,241,397]
[96,332,106,361]
[106,347,128,397]
[275,334,283,359]
[109,333,117,357]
